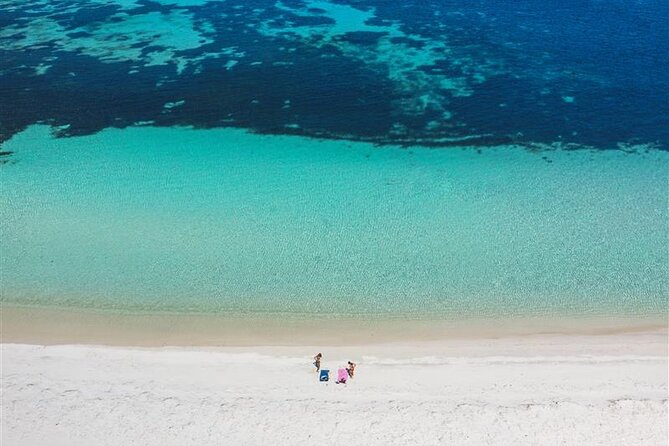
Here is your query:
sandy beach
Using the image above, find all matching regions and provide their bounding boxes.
[2,331,667,445]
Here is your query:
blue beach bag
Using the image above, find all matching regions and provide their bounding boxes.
[319,369,330,382]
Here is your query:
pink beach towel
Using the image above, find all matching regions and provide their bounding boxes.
[337,368,348,383]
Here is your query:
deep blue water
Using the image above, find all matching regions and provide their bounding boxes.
[0,0,667,150]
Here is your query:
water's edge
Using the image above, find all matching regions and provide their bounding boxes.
[1,304,665,347]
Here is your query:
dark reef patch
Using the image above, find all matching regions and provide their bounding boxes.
[0,0,667,151]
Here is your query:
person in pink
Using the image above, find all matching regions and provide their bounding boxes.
[336,368,348,384]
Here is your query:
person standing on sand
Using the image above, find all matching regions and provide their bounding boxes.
[346,361,356,378]
[313,353,322,372]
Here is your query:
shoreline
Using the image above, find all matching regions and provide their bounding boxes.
[2,304,666,347]
[3,306,667,445]
[2,332,667,445]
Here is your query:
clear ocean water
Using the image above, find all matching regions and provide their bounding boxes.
[1,0,668,320]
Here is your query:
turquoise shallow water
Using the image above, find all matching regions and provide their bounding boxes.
[1,125,668,319]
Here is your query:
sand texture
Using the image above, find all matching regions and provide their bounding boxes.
[2,333,667,445]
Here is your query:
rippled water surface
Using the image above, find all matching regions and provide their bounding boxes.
[2,126,667,317]
[1,0,667,319]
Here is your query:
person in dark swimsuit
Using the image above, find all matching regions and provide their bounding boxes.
[313,353,322,372]
[346,361,356,378]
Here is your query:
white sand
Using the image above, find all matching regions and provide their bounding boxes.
[2,332,667,445]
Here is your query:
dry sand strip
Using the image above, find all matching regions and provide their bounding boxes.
[1,333,667,445]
